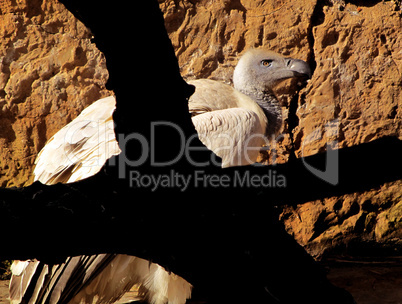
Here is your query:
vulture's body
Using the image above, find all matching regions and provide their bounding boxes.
[10,48,311,304]
[189,79,268,167]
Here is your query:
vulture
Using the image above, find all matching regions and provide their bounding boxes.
[9,48,311,303]
[189,48,311,167]
[33,48,311,186]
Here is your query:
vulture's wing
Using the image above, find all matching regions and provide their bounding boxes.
[10,255,192,304]
[23,96,192,304]
[69,254,192,304]
[9,260,40,304]
[188,79,268,167]
[187,79,242,115]
[33,96,121,185]
[10,255,114,304]
[192,108,267,167]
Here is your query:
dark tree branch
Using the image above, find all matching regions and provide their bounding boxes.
[1,1,400,303]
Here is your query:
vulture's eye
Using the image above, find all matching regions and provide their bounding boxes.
[261,60,273,67]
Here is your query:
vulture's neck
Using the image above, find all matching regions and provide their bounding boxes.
[238,88,283,138]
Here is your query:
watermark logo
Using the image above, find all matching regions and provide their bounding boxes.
[301,119,339,185]
[58,119,340,189]
[129,169,286,192]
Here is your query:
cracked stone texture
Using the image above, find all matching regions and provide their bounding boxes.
[0,0,112,187]
[159,0,402,256]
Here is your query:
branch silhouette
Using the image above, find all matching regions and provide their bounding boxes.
[1,1,399,303]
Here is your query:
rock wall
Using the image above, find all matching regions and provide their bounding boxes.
[159,0,402,256]
[0,0,111,187]
[0,0,401,256]
[297,0,402,157]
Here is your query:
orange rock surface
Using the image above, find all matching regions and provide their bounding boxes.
[0,0,112,187]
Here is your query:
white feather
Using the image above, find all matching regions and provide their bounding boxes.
[10,260,30,276]
[9,260,41,304]
[33,96,121,185]
[68,255,192,304]
[189,79,268,167]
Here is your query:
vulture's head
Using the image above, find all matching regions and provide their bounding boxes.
[233,48,311,93]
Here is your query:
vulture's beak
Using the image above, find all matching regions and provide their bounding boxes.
[286,58,312,79]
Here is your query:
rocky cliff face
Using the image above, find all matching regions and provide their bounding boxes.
[0,0,111,187]
[0,0,401,256]
[158,0,402,257]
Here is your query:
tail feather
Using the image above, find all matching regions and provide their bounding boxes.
[9,260,40,303]
[9,254,192,304]
[167,273,193,304]
[142,263,192,304]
